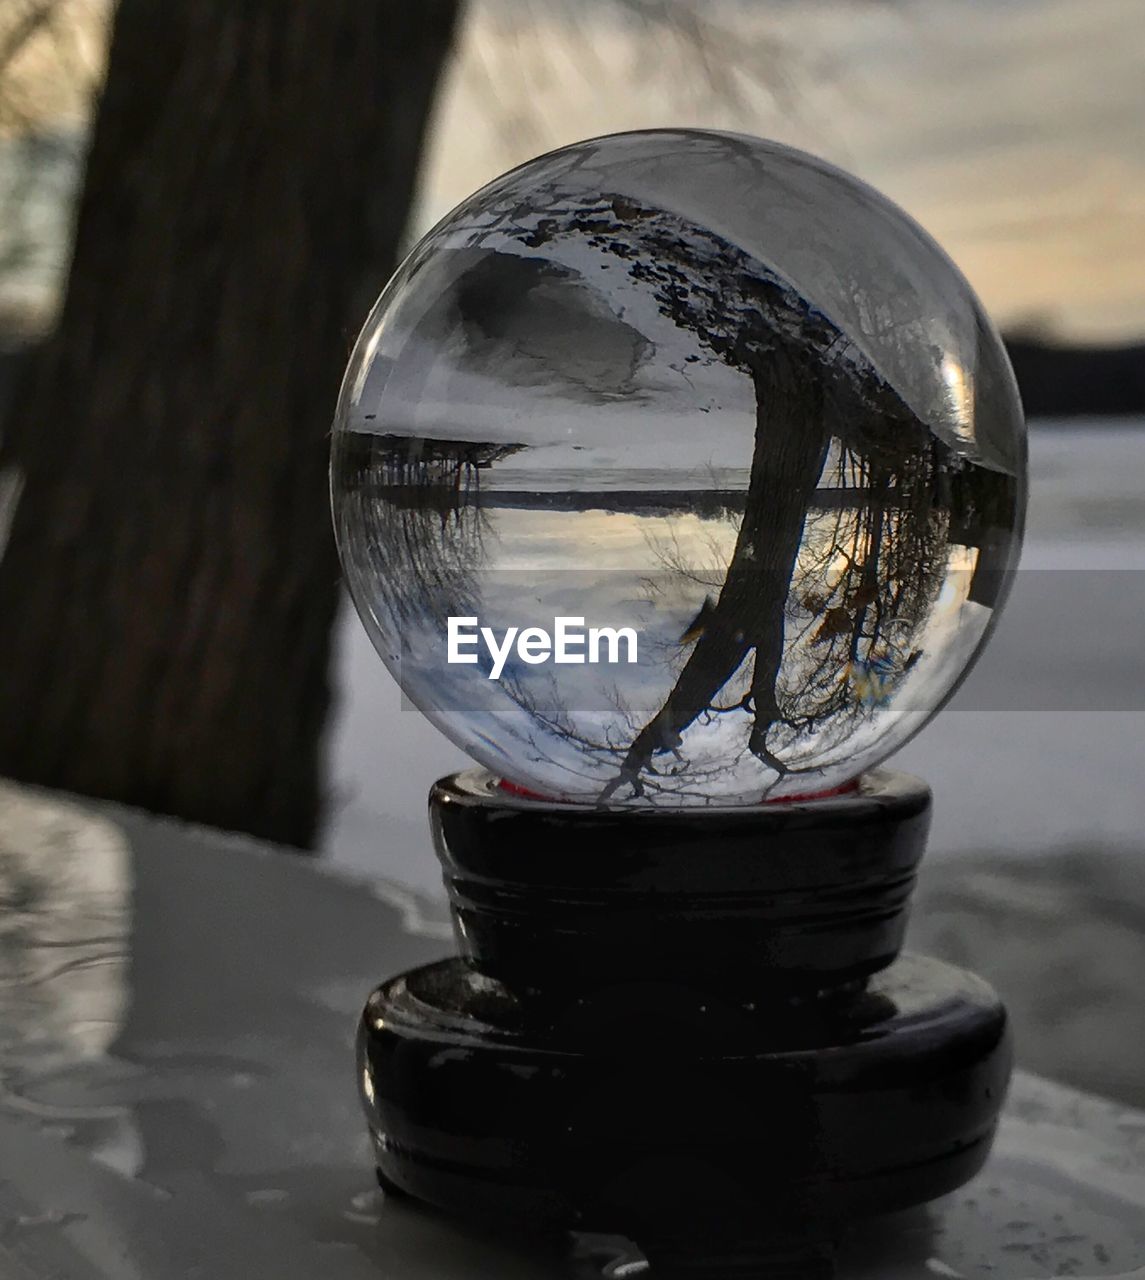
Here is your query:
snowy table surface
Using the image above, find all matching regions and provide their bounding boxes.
[1,782,1142,1280]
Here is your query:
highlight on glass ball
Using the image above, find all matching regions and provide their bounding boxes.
[331,129,1026,806]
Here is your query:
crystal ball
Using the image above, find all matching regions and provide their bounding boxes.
[331,129,1025,805]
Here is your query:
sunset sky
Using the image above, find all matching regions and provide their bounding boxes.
[419,0,1145,342]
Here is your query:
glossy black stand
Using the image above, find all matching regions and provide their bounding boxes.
[358,769,1011,1276]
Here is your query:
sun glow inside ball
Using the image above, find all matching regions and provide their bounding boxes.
[331,129,1025,806]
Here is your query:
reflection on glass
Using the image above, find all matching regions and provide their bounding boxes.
[331,130,1025,804]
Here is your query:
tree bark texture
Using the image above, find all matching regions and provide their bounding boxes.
[0,0,461,846]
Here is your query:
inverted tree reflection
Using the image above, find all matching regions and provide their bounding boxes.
[339,154,1018,801]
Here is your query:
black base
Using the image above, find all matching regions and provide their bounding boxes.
[359,954,1009,1270]
[357,770,1012,1274]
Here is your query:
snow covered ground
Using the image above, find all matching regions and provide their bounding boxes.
[323,420,1145,896]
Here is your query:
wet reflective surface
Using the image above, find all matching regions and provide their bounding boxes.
[1,781,1141,1278]
[331,129,1025,804]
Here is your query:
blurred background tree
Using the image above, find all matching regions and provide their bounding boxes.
[0,0,459,845]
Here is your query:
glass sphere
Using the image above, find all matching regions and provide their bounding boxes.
[331,129,1025,805]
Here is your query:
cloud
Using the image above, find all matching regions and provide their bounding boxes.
[442,250,655,403]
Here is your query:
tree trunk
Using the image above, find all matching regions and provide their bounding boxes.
[0,0,460,846]
[602,344,830,799]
